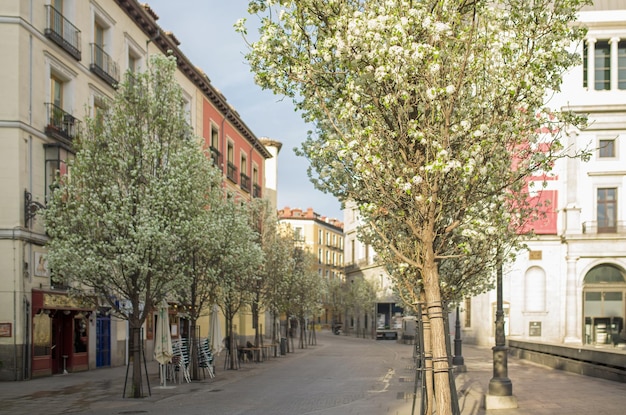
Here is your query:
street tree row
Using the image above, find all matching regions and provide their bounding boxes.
[43,54,325,395]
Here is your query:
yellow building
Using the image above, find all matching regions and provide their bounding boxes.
[278,207,344,328]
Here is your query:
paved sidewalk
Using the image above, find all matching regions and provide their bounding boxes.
[451,343,626,415]
[0,334,624,415]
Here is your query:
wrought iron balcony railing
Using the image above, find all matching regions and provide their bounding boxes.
[90,43,120,87]
[45,103,80,142]
[226,162,237,183]
[210,146,222,168]
[240,173,251,193]
[253,183,262,198]
[44,5,81,61]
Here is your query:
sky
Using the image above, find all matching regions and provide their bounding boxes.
[146,1,344,220]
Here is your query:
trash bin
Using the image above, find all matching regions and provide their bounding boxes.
[280,337,287,355]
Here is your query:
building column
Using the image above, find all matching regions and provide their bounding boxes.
[564,256,580,343]
[610,37,620,90]
[564,128,581,235]
[587,38,596,90]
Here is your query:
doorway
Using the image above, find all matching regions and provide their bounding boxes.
[583,264,626,345]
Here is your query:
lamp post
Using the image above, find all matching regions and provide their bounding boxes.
[485,257,517,409]
[452,304,465,371]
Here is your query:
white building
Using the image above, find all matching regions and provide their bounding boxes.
[465,1,626,348]
[343,203,403,338]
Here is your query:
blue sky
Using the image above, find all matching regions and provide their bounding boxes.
[146,1,343,220]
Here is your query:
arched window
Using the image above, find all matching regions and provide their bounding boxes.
[525,267,546,312]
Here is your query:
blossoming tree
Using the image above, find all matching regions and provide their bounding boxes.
[43,55,218,397]
[239,0,590,412]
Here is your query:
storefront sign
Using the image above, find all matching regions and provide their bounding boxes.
[0,322,12,337]
[42,292,92,310]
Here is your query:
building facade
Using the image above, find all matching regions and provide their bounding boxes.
[278,207,344,328]
[342,203,403,338]
[0,0,272,381]
[465,1,626,349]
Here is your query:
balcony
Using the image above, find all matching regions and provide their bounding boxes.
[90,43,119,87]
[226,162,237,183]
[240,173,251,193]
[210,146,222,168]
[45,103,80,142]
[253,183,262,198]
[582,221,626,235]
[44,5,81,61]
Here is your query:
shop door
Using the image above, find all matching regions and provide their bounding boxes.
[96,315,111,367]
[51,312,72,374]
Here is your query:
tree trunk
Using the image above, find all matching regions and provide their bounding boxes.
[129,320,143,398]
[227,315,237,370]
[190,317,199,380]
[421,299,434,415]
[299,316,306,349]
[423,258,453,415]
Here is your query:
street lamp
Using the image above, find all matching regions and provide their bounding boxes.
[452,304,465,371]
[485,257,517,409]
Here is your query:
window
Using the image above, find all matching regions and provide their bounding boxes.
[595,40,611,90]
[619,40,626,89]
[597,188,617,233]
[45,0,81,61]
[252,165,260,197]
[94,21,105,66]
[318,229,322,244]
[294,227,303,242]
[45,144,73,200]
[240,153,247,176]
[51,75,63,108]
[318,248,322,264]
[211,125,219,149]
[125,34,144,76]
[128,54,138,73]
[240,153,250,191]
[92,93,108,126]
[46,60,79,142]
[90,6,119,86]
[599,139,616,158]
[584,38,626,90]
[226,141,236,182]
[209,125,220,167]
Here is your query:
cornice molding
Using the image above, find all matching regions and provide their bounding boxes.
[114,0,272,159]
